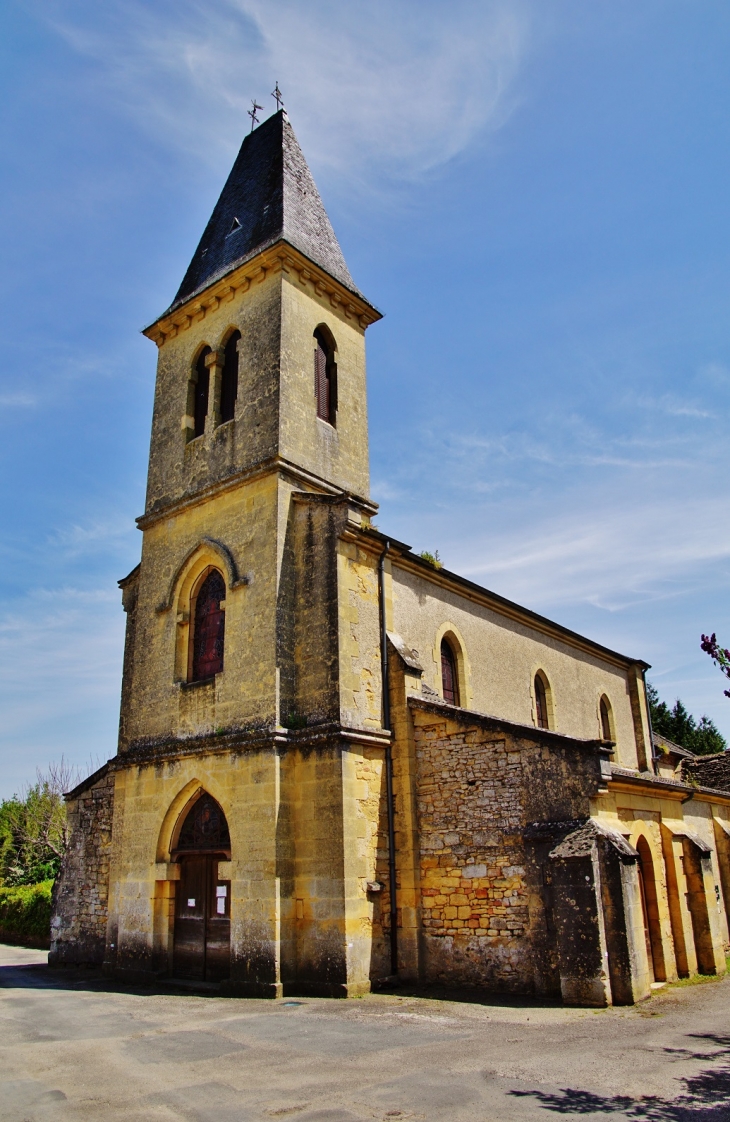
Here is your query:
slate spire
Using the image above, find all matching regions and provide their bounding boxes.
[168,111,361,314]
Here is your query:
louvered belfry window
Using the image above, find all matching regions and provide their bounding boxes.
[193,347,212,437]
[220,331,240,424]
[535,674,549,729]
[441,640,459,706]
[191,569,226,681]
[314,329,336,424]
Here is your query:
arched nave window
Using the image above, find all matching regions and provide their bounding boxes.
[190,568,226,681]
[441,639,460,706]
[534,671,551,730]
[600,695,614,741]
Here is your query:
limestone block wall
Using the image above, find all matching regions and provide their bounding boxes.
[277,738,387,996]
[277,493,344,728]
[50,766,115,966]
[391,563,645,770]
[145,272,283,516]
[593,784,730,981]
[337,538,382,733]
[279,274,370,499]
[121,472,280,748]
[409,699,604,994]
[103,749,281,990]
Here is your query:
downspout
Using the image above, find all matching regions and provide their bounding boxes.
[379,539,398,976]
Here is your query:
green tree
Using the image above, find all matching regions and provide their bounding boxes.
[0,761,78,886]
[647,682,726,756]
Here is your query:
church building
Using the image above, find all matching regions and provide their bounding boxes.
[51,109,730,1005]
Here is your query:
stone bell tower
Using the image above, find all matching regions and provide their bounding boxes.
[50,109,390,995]
[118,108,382,753]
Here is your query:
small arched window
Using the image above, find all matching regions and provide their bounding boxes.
[190,568,226,681]
[193,347,212,437]
[220,331,240,424]
[534,672,550,729]
[600,695,613,741]
[441,639,460,706]
[314,328,337,425]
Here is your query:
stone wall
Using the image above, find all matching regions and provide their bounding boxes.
[409,698,607,994]
[50,765,115,967]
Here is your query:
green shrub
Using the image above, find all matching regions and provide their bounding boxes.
[0,880,53,948]
[419,550,443,570]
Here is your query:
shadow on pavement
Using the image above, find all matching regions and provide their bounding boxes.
[0,961,223,998]
[1,960,568,1008]
[510,1033,730,1121]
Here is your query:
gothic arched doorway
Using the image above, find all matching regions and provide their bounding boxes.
[636,836,666,983]
[172,792,231,982]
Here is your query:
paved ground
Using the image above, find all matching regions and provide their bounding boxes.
[2,945,729,1122]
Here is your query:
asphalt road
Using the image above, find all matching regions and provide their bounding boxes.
[1,944,729,1122]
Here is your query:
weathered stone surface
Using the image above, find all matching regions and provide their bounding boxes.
[50,766,115,966]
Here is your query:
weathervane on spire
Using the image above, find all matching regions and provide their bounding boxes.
[248,99,263,132]
[272,82,284,112]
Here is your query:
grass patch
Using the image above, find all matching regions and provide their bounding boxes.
[654,958,730,994]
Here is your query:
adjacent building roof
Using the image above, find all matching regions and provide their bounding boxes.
[683,751,730,793]
[165,110,362,317]
[653,732,695,760]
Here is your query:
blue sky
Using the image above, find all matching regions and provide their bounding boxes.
[1,0,729,797]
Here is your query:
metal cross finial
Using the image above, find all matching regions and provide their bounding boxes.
[248,99,263,132]
[272,82,284,112]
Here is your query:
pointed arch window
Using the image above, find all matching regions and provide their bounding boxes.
[534,671,550,730]
[193,347,212,437]
[220,331,240,424]
[190,568,226,681]
[314,328,337,425]
[441,639,459,706]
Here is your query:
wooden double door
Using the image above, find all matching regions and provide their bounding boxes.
[173,854,231,982]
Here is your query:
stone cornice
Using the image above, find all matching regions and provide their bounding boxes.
[111,720,391,771]
[143,240,382,348]
[136,455,378,530]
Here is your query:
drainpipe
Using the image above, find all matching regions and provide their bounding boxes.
[379,540,398,977]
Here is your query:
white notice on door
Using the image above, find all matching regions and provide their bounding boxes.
[187,899,195,907]
[217,898,225,914]
[216,885,226,897]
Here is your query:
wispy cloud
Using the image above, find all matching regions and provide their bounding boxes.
[0,393,36,407]
[419,491,730,614]
[0,585,124,798]
[37,0,529,189]
[50,516,134,559]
